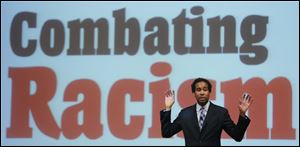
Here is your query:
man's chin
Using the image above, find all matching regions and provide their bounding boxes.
[197,100,208,106]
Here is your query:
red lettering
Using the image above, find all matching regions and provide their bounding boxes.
[7,67,60,138]
[221,77,295,139]
[108,79,144,139]
[149,62,171,138]
[62,79,103,139]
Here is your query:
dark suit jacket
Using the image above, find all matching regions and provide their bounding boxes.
[160,102,250,146]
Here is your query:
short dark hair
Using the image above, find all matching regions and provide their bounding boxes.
[191,77,212,93]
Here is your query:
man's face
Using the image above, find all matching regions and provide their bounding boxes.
[194,81,210,106]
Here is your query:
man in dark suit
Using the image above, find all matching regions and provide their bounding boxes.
[160,77,253,146]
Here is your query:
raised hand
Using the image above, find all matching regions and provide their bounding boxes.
[165,90,175,110]
[239,93,254,116]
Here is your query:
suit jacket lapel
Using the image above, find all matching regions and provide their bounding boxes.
[191,104,201,132]
[201,102,215,133]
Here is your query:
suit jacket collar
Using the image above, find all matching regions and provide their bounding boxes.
[202,102,218,133]
[192,101,218,134]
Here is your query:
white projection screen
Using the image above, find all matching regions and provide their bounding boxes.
[1,1,299,146]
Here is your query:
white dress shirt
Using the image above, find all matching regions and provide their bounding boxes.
[196,101,210,123]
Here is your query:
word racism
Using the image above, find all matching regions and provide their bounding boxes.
[10,6,268,65]
[6,62,295,139]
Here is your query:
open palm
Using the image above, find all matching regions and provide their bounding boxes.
[165,90,175,110]
[239,93,254,116]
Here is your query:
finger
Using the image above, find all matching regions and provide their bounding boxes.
[164,90,169,95]
[167,90,172,96]
[239,98,243,105]
[246,94,251,102]
[165,90,170,97]
[239,94,244,102]
[245,93,249,99]
[166,89,175,98]
[243,93,251,102]
[245,94,249,101]
[243,93,247,99]
[242,93,246,103]
[248,97,254,105]
[247,95,252,102]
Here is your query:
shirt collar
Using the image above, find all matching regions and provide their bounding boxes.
[196,101,210,112]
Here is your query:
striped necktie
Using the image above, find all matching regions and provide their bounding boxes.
[199,107,206,131]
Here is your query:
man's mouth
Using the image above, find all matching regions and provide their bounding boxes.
[198,97,206,100]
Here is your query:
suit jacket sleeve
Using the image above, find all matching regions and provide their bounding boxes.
[160,110,182,138]
[222,109,251,142]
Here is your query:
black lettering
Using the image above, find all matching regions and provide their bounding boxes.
[10,12,36,56]
[240,15,268,65]
[113,8,140,55]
